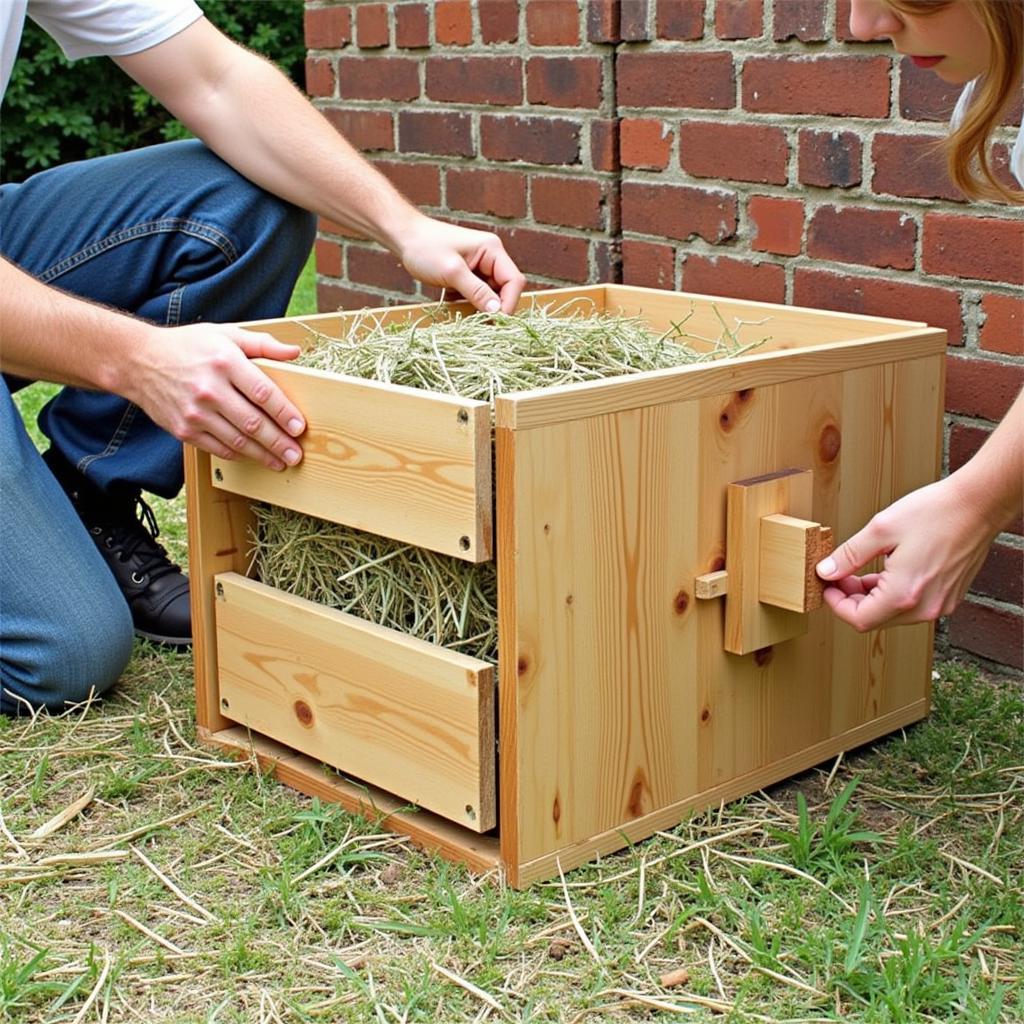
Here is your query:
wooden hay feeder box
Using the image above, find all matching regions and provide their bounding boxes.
[187,284,946,887]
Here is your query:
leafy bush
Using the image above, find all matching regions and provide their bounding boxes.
[1,1,306,182]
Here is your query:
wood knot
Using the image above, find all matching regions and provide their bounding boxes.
[517,655,530,676]
[710,555,726,572]
[628,771,647,817]
[565,593,574,606]
[552,794,561,825]
[293,700,314,728]
[819,423,842,464]
[754,646,774,667]
[700,706,711,723]
[673,590,690,615]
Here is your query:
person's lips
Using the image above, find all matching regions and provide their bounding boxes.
[910,55,944,69]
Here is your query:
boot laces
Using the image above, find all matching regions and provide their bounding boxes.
[106,496,181,584]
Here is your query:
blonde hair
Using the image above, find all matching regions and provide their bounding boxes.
[892,0,1024,204]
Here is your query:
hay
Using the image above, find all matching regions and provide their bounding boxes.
[249,301,769,665]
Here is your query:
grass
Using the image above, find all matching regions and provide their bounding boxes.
[4,253,1023,1021]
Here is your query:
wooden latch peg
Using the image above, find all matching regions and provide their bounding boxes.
[694,468,833,655]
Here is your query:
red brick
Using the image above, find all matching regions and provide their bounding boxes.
[833,0,855,41]
[594,238,621,282]
[622,182,738,245]
[945,355,1024,423]
[480,115,581,165]
[773,0,826,42]
[980,294,1024,357]
[587,0,621,43]
[748,195,803,256]
[314,238,342,279]
[500,225,591,282]
[527,56,604,109]
[591,118,621,172]
[948,601,1023,671]
[793,269,964,346]
[617,51,734,110]
[371,160,442,207]
[621,0,652,41]
[807,206,916,270]
[435,0,473,44]
[305,57,335,98]
[324,108,394,152]
[622,239,675,289]
[681,253,785,304]
[348,245,417,293]
[305,6,351,49]
[395,3,430,48]
[679,122,788,184]
[797,129,862,189]
[949,424,1023,535]
[355,4,389,48]
[426,56,522,106]
[716,0,763,39]
[972,543,1024,607]
[318,281,390,312]
[872,133,962,202]
[657,0,705,39]
[446,167,527,219]
[532,175,609,230]
[479,0,519,42]
[743,56,890,117]
[620,118,671,170]
[526,0,580,44]
[398,110,474,157]
[923,213,1024,286]
[898,60,962,122]
[337,57,420,102]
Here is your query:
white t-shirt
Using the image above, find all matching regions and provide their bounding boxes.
[953,80,1024,189]
[1,0,202,104]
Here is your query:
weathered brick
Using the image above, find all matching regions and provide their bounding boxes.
[314,238,342,279]
[446,167,527,219]
[681,253,785,303]
[305,56,335,98]
[972,543,1024,607]
[923,213,1024,286]
[743,56,890,117]
[949,423,1024,535]
[807,206,916,270]
[426,56,522,106]
[594,238,621,282]
[355,4,389,48]
[622,239,675,289]
[532,175,609,230]
[591,118,621,172]
[527,56,604,109]
[716,0,763,40]
[337,57,420,102]
[398,110,474,157]
[620,118,671,170]
[621,0,652,41]
[305,5,351,49]
[500,225,591,282]
[793,269,964,346]
[526,0,580,44]
[748,195,803,256]
[372,160,442,207]
[797,129,862,188]
[899,60,961,122]
[872,133,962,202]
[324,108,394,152]
[587,0,621,43]
[435,1,473,44]
[617,51,734,109]
[980,294,1024,357]
[480,115,581,165]
[395,3,430,48]
[622,181,738,244]
[945,355,1024,423]
[348,245,417,293]
[479,0,519,42]
[948,601,1023,671]
[656,0,705,39]
[318,281,391,312]
[833,0,855,41]
[773,0,826,42]
[679,122,788,184]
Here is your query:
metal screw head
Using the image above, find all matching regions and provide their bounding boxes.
[214,468,224,482]
[459,535,471,551]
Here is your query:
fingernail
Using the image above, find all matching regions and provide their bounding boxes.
[283,448,301,466]
[485,299,500,313]
[287,418,304,435]
[817,557,836,577]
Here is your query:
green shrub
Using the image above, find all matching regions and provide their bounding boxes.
[0,1,306,182]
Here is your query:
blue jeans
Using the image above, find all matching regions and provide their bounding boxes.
[0,140,315,713]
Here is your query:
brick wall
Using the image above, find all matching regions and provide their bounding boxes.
[304,0,1023,673]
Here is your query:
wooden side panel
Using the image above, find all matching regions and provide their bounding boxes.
[214,573,496,832]
[211,366,493,562]
[508,401,702,866]
[185,445,253,734]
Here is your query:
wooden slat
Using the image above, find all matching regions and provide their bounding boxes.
[210,365,493,562]
[214,573,496,832]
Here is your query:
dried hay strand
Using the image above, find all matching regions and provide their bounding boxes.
[250,301,769,665]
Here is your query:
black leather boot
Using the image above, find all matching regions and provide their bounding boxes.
[42,448,192,647]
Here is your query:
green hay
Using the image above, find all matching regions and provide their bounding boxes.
[250,301,769,665]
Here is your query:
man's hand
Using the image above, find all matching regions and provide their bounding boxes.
[815,476,999,631]
[398,215,526,315]
[126,324,307,470]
